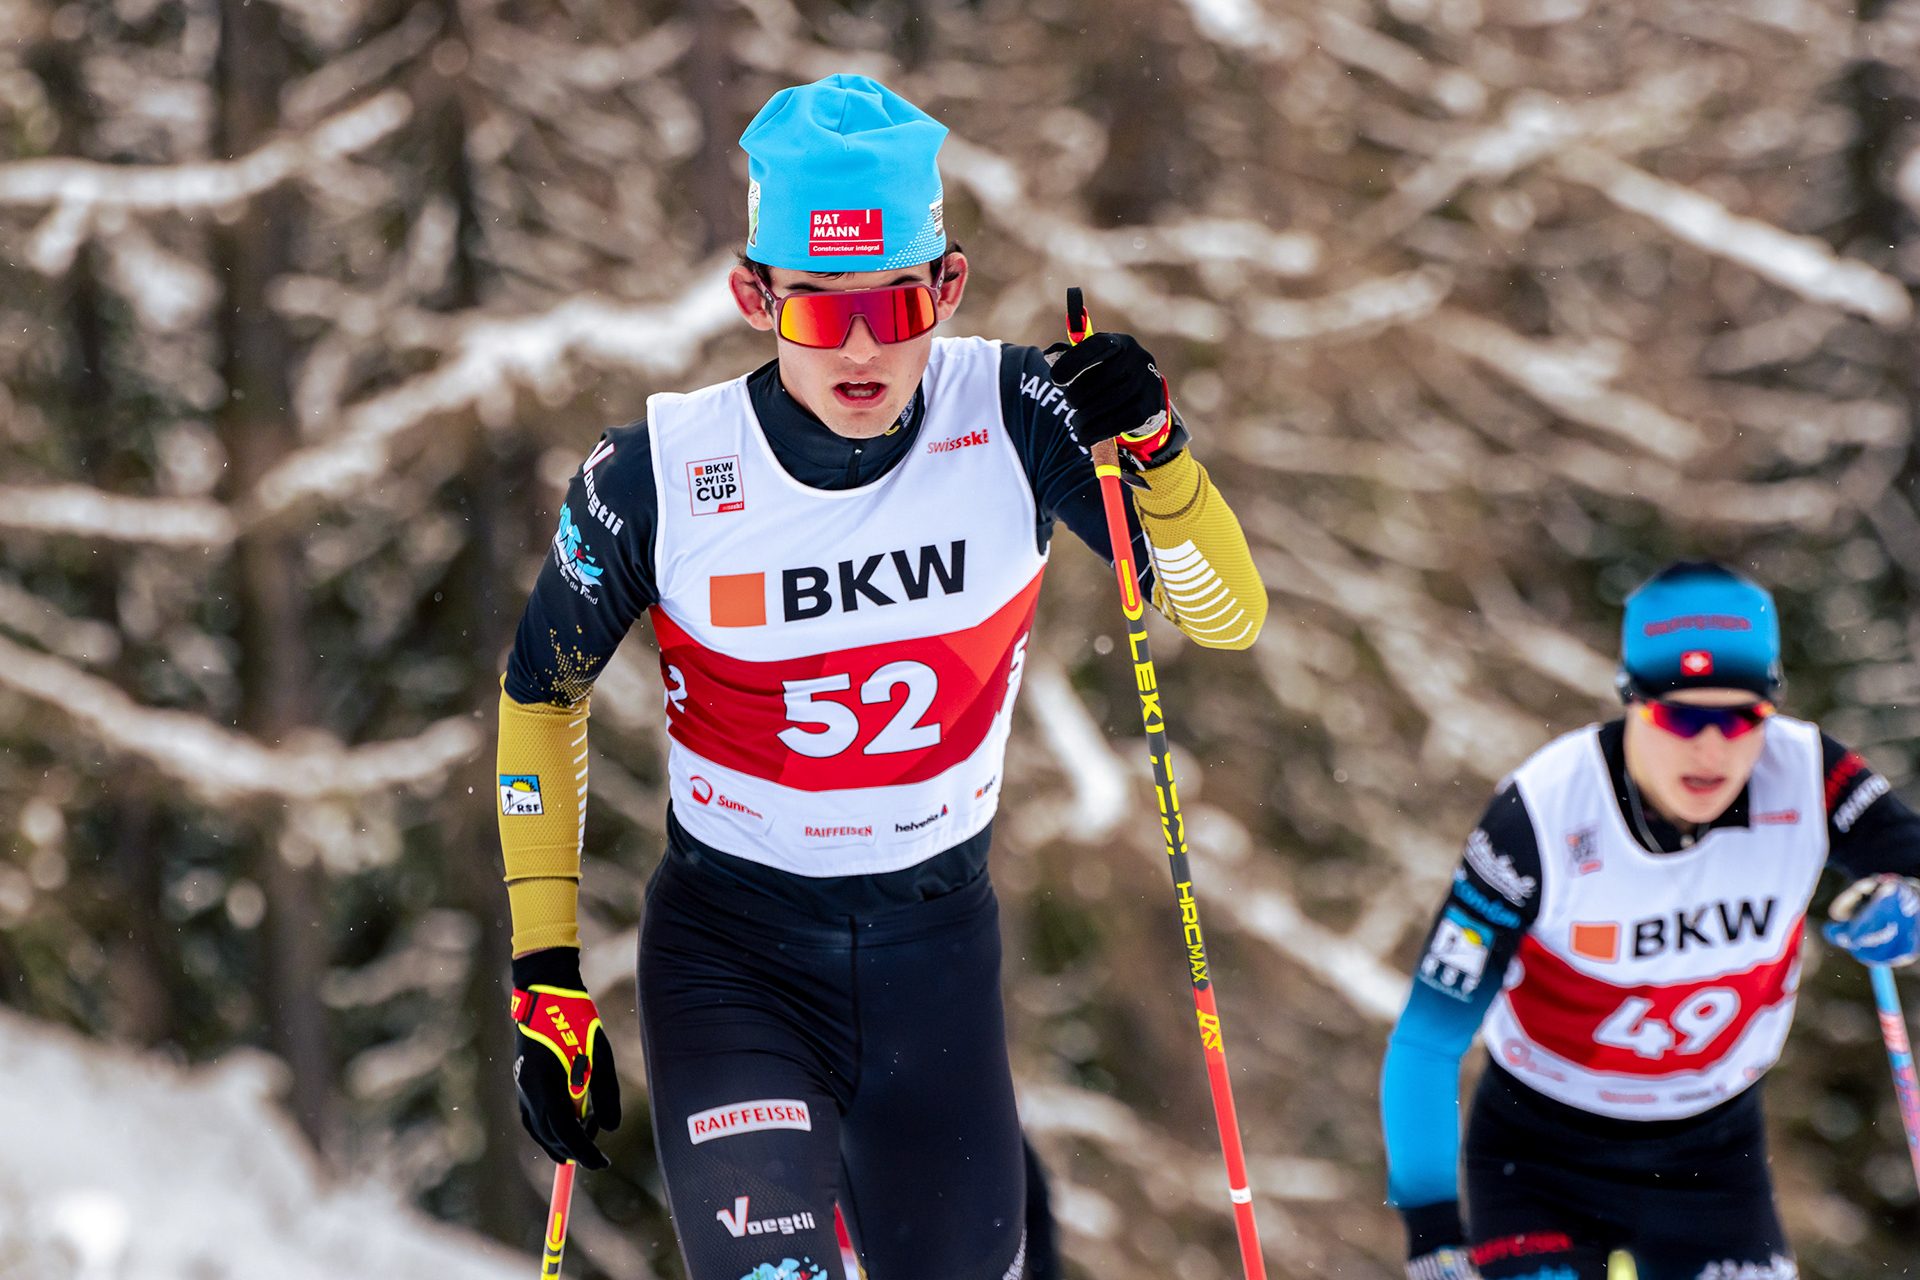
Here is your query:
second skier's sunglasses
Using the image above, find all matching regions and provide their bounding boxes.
[753,278,941,349]
[1639,698,1774,740]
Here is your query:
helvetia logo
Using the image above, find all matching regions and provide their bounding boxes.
[894,804,949,833]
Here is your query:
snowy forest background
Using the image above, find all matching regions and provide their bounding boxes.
[3,0,1920,1273]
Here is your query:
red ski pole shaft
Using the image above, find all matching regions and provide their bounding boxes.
[1067,289,1266,1280]
[541,1160,578,1278]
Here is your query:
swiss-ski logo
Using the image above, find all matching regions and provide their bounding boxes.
[927,429,988,454]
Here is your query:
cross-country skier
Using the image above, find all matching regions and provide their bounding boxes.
[493,73,1266,1280]
[1381,559,1920,1280]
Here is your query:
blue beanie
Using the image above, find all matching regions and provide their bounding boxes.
[1618,560,1781,699]
[739,74,948,272]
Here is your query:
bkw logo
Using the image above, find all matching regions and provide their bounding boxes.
[783,541,965,621]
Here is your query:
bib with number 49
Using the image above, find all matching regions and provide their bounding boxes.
[646,337,1047,876]
[1482,718,1827,1120]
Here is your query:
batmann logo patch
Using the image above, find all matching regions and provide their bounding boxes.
[809,208,883,255]
[688,1099,811,1145]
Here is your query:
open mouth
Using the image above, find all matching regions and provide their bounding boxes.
[1680,774,1726,796]
[834,381,885,405]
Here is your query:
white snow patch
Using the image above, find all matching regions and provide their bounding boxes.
[1022,659,1130,842]
[0,632,480,802]
[0,484,235,546]
[0,1009,530,1278]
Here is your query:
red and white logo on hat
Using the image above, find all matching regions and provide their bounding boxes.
[810,209,883,255]
[1680,650,1713,676]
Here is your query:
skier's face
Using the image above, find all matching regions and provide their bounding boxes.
[1623,687,1770,827]
[729,255,968,439]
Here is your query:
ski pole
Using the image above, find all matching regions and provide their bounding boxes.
[1065,288,1267,1280]
[1870,963,1920,1193]
[541,1160,578,1278]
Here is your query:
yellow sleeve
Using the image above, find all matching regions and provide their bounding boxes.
[1133,450,1266,650]
[496,687,590,955]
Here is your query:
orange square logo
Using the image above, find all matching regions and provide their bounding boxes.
[710,573,766,627]
[1570,921,1620,962]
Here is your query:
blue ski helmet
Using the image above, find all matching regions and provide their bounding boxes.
[739,74,948,272]
[1617,560,1781,700]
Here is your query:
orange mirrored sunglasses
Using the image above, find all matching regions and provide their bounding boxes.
[754,280,941,349]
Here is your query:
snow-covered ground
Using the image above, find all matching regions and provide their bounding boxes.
[0,1008,528,1279]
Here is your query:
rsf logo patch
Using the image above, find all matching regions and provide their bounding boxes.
[1681,649,1713,676]
[1419,908,1490,999]
[499,775,543,815]
[690,456,745,516]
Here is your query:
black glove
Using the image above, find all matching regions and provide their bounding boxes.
[510,947,621,1169]
[1042,331,1189,467]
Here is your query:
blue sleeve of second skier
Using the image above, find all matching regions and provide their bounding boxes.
[1381,969,1501,1207]
[1380,784,1543,1211]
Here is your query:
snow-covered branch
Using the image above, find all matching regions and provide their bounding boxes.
[1419,309,1703,461]
[0,485,236,547]
[1351,68,1725,245]
[1175,0,1305,60]
[1248,266,1453,341]
[4,92,411,276]
[0,91,412,212]
[0,579,120,665]
[249,261,745,519]
[1557,147,1913,329]
[0,634,480,802]
[1021,660,1131,843]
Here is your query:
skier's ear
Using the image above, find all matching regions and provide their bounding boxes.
[935,252,968,321]
[729,265,777,331]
